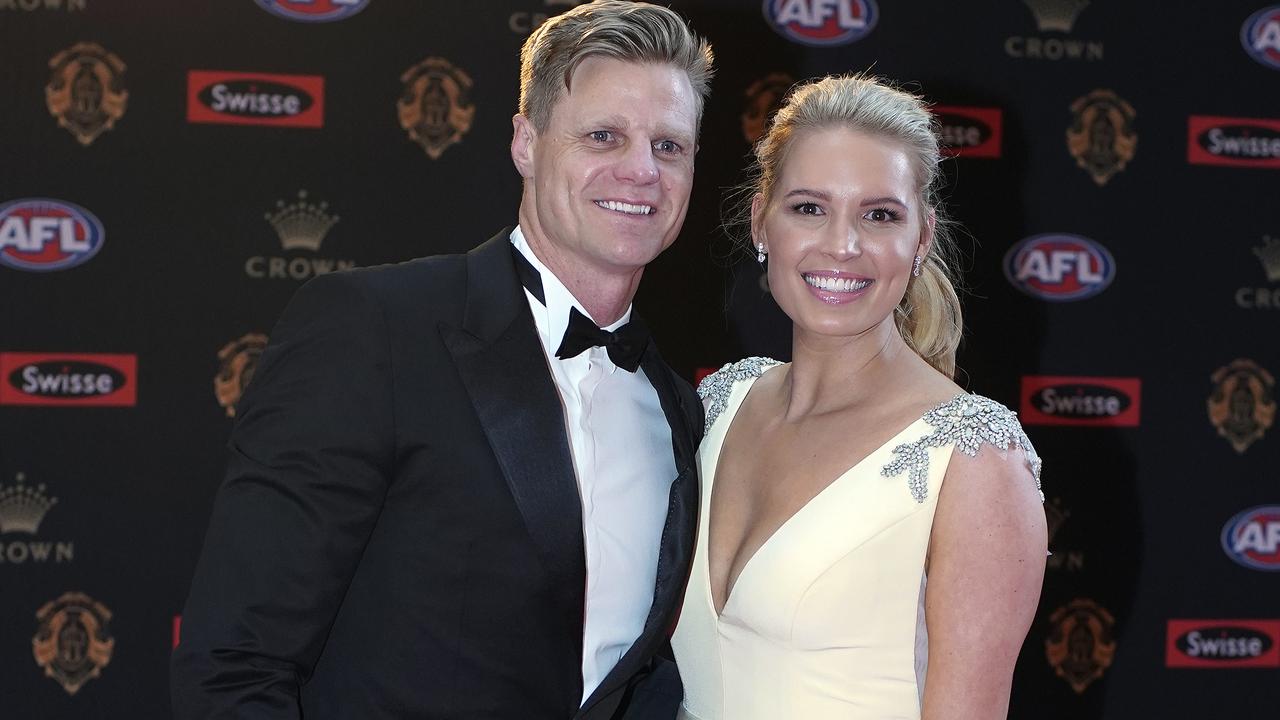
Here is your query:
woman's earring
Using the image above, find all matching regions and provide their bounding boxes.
[912,255,923,277]
[757,243,767,264]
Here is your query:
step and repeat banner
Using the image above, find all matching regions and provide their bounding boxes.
[1,0,1277,717]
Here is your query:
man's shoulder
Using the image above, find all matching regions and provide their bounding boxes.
[322,251,469,309]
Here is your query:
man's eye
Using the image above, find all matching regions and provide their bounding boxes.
[655,140,681,154]
[589,130,613,143]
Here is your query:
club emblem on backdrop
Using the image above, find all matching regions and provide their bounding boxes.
[1066,89,1136,186]
[1022,0,1089,32]
[1207,359,1276,453]
[45,42,127,146]
[1045,598,1116,694]
[215,334,269,417]
[32,592,114,695]
[398,57,474,160]
[741,73,794,145]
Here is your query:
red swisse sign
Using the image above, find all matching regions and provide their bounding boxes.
[0,352,137,407]
[1167,619,1280,668]
[187,70,325,128]
[1020,376,1140,427]
[933,105,1003,158]
[1187,115,1280,168]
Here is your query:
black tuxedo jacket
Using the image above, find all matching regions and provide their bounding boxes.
[172,230,703,719]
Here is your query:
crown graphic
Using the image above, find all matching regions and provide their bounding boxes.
[1254,235,1280,282]
[1045,499,1069,541]
[265,190,339,252]
[0,473,58,535]
[1022,0,1089,32]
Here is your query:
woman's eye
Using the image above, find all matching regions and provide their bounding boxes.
[867,208,899,222]
[793,203,822,215]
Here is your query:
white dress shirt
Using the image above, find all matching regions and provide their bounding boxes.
[510,226,675,704]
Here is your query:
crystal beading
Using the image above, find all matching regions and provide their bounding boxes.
[881,393,1044,503]
[697,356,782,433]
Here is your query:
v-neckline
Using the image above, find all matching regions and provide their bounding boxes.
[704,374,943,619]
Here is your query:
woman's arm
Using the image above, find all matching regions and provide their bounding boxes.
[921,444,1047,720]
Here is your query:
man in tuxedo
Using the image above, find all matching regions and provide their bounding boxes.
[170,3,713,718]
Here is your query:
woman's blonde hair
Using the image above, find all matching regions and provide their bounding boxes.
[519,0,715,132]
[746,73,963,377]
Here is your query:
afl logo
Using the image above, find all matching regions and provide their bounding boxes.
[763,0,878,47]
[0,199,104,273]
[1242,6,1280,70]
[1003,234,1115,301]
[256,0,369,23]
[1221,506,1280,571]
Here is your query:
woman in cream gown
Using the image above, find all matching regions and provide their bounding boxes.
[671,75,1048,720]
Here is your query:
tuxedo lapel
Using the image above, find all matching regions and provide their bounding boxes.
[579,340,700,717]
[439,230,586,589]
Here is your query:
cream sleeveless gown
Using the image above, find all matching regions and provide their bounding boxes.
[671,358,1042,720]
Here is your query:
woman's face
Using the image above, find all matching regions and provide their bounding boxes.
[754,126,930,342]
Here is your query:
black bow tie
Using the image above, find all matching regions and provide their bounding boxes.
[555,307,649,373]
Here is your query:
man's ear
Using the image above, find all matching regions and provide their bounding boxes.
[511,114,537,178]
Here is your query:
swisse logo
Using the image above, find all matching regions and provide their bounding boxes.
[763,0,878,47]
[187,71,323,128]
[933,106,1002,158]
[0,199,104,272]
[1167,620,1280,668]
[1221,506,1280,571]
[1242,6,1280,70]
[1188,116,1280,168]
[1021,376,1141,427]
[256,0,368,23]
[0,353,136,407]
[1003,233,1115,301]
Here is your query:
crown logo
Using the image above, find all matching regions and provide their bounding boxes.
[1045,498,1070,542]
[0,473,58,535]
[265,190,339,252]
[1022,0,1089,32]
[1254,235,1280,282]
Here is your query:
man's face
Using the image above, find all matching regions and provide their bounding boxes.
[513,56,699,280]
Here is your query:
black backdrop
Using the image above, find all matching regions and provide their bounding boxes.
[2,1,1278,717]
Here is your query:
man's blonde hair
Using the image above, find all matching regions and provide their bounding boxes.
[519,0,714,131]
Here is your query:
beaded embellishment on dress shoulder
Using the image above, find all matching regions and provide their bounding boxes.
[696,357,782,433]
[881,393,1044,503]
